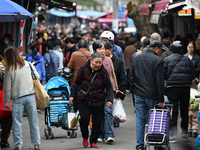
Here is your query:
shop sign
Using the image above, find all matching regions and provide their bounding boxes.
[195,9,200,19]
[178,6,192,16]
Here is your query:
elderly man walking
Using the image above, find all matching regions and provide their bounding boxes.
[129,41,166,150]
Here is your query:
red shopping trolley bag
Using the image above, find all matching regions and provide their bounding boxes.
[0,87,12,117]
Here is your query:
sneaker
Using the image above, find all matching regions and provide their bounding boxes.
[169,135,178,143]
[1,141,10,148]
[34,145,40,150]
[90,143,98,148]
[97,138,103,142]
[105,137,114,143]
[187,132,192,137]
[193,132,198,138]
[82,138,88,147]
[14,146,22,150]
[182,134,188,140]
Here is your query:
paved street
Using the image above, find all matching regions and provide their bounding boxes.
[4,92,196,150]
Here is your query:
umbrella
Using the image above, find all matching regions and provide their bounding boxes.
[0,0,34,22]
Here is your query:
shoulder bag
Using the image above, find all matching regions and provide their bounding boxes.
[28,63,50,109]
[79,51,88,59]
[76,73,97,101]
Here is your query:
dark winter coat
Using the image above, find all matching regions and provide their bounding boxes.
[129,49,164,102]
[43,50,59,81]
[184,53,200,78]
[164,53,196,86]
[70,60,113,107]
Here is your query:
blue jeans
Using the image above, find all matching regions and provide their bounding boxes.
[134,94,158,150]
[99,98,114,139]
[12,94,40,148]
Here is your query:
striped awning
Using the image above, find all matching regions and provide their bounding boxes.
[153,0,170,13]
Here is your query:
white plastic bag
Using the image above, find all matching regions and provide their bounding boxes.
[113,99,127,123]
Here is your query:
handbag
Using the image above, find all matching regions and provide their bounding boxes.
[76,73,97,101]
[28,63,50,110]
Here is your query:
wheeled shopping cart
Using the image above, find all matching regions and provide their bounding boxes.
[144,105,172,150]
[44,76,78,139]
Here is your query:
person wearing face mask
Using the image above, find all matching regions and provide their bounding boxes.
[26,44,46,85]
[0,33,14,58]
[69,52,113,148]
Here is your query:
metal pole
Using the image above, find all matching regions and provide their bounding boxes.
[112,0,118,32]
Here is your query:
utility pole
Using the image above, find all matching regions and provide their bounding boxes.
[112,0,118,32]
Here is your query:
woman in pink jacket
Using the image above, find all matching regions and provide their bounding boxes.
[93,40,118,144]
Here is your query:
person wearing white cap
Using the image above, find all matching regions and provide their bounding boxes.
[140,36,146,43]
[100,31,127,75]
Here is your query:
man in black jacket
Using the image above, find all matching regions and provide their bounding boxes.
[104,41,126,94]
[104,41,126,127]
[129,41,165,150]
[164,41,196,142]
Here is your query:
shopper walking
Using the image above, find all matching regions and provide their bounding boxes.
[129,41,166,150]
[26,44,46,85]
[164,41,196,142]
[4,46,40,150]
[100,31,126,75]
[92,40,118,143]
[104,41,126,127]
[69,52,113,148]
[43,38,60,82]
[67,39,92,88]
[0,62,12,149]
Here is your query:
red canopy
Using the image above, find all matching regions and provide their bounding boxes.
[153,0,170,13]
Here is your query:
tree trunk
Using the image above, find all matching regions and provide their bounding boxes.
[128,0,160,37]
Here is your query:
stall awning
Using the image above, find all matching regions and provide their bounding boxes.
[168,0,186,11]
[34,0,75,12]
[139,5,150,15]
[98,18,127,23]
[153,0,170,13]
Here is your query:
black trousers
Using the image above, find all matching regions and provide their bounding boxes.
[78,103,104,143]
[0,116,12,143]
[167,86,190,136]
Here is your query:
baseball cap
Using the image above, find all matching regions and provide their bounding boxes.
[149,41,167,51]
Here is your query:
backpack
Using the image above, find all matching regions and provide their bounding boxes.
[45,52,57,81]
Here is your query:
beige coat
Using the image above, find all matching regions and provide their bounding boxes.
[67,48,92,88]
[124,45,137,70]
